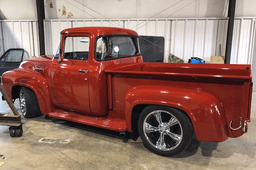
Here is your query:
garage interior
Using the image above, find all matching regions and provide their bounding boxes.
[0,0,256,169]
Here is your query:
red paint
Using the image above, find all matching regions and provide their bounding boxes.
[49,109,126,132]
[1,27,252,142]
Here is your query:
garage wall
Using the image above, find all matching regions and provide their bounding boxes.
[44,0,228,19]
[44,17,254,64]
[0,0,37,20]
[1,0,256,20]
[0,20,40,57]
[170,19,228,63]
[43,19,176,62]
[1,17,253,65]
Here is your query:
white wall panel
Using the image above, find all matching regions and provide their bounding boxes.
[237,19,251,64]
[164,20,171,63]
[216,20,228,56]
[0,23,3,56]
[0,20,39,58]
[183,20,195,62]
[170,19,227,63]
[172,20,185,60]
[44,21,52,55]
[156,21,166,37]
[230,20,241,64]
[204,19,218,62]
[137,20,147,35]
[194,20,206,59]
[146,20,156,36]
[230,18,256,65]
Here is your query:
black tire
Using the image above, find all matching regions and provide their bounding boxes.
[9,125,23,137]
[19,87,42,118]
[138,106,193,157]
[186,132,201,152]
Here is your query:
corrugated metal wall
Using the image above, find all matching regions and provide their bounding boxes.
[0,18,255,65]
[170,19,228,63]
[0,20,39,57]
[44,19,171,62]
[44,17,255,64]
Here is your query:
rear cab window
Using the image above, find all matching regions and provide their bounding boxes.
[95,35,140,61]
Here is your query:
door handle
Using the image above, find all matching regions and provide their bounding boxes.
[79,69,89,74]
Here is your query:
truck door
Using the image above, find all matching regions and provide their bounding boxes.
[0,49,24,76]
[48,36,91,115]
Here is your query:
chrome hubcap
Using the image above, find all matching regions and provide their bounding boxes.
[143,110,183,151]
[19,89,26,116]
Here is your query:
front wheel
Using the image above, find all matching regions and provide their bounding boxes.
[138,106,193,156]
[19,87,42,118]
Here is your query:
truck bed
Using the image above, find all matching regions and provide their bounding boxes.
[105,62,252,138]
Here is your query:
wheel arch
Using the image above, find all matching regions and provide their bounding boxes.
[2,70,53,115]
[12,85,21,100]
[130,104,149,140]
[11,82,52,115]
[125,86,229,142]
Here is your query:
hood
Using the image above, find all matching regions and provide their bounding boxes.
[19,55,53,75]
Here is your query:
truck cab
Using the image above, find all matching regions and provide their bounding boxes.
[47,27,142,116]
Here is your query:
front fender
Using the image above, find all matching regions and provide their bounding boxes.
[125,86,228,142]
[2,68,52,114]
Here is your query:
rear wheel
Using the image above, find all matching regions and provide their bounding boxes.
[186,132,201,152]
[19,87,42,118]
[138,106,193,156]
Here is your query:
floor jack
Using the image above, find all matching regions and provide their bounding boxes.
[0,85,22,137]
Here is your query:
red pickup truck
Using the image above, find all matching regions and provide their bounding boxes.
[1,27,252,156]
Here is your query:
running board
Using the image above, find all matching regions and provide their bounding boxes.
[48,110,127,132]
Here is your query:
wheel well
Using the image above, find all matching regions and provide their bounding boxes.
[131,104,194,140]
[12,86,21,100]
[12,86,39,102]
[131,104,149,140]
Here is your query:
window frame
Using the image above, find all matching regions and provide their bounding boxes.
[63,35,90,61]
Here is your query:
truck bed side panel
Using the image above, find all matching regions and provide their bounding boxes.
[107,63,252,141]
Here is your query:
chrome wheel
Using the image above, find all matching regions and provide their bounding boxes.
[19,88,26,116]
[139,106,193,156]
[19,87,42,118]
[143,110,183,151]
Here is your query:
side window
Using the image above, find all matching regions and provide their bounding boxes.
[64,36,90,60]
[0,52,8,62]
[0,49,24,62]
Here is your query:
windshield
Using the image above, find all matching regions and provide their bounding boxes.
[95,36,140,61]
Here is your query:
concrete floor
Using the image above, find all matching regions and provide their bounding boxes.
[0,94,256,170]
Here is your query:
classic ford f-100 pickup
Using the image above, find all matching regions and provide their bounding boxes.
[1,27,253,156]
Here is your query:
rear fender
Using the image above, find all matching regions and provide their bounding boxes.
[125,86,228,142]
[2,69,52,114]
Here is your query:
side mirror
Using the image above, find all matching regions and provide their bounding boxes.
[58,55,62,62]
[58,48,62,62]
